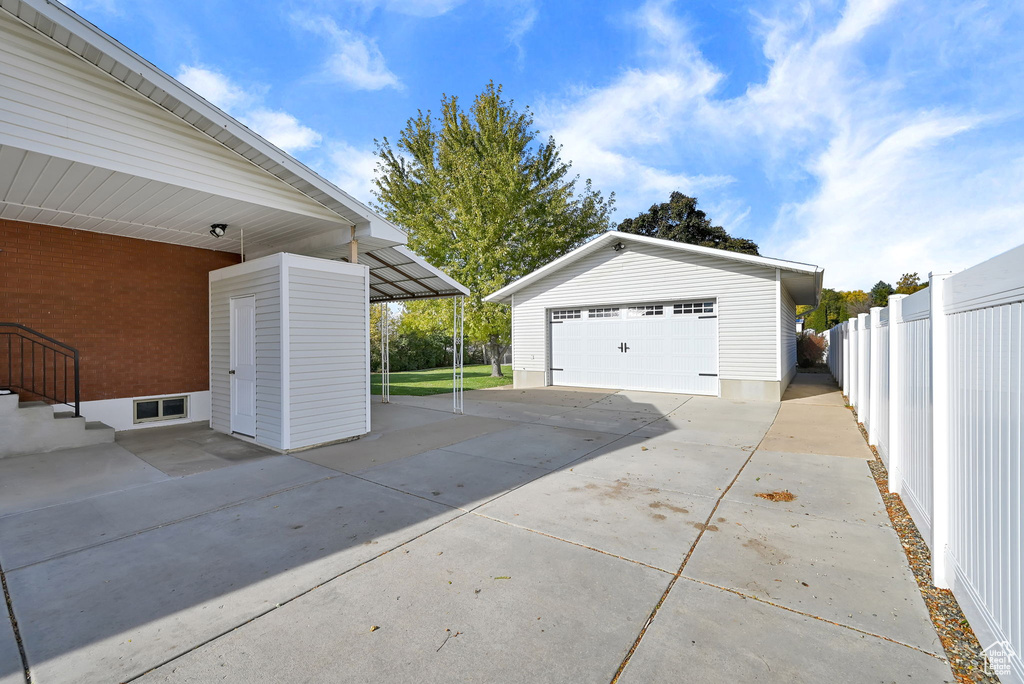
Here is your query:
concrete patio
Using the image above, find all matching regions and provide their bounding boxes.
[0,375,953,683]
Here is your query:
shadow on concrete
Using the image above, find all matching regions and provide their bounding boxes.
[0,387,777,683]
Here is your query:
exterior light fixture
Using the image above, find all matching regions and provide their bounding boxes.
[209,223,227,238]
[612,241,625,252]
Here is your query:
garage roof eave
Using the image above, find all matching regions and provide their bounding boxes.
[485,231,824,303]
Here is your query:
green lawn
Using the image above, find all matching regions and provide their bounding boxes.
[371,364,513,396]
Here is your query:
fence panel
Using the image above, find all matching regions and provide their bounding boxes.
[825,243,1023,683]
[943,246,1024,683]
[895,290,933,544]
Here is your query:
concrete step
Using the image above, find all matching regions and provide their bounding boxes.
[0,392,20,414]
[0,399,114,459]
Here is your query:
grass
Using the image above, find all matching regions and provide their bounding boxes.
[371,364,512,396]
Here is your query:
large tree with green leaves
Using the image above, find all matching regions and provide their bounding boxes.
[373,82,614,376]
[616,191,759,255]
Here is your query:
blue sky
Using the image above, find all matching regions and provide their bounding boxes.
[65,0,1024,288]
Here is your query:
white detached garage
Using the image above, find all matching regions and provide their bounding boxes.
[485,231,823,401]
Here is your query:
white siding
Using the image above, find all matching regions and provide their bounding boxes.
[209,264,283,449]
[288,264,369,449]
[0,16,340,221]
[511,241,778,382]
[781,283,797,389]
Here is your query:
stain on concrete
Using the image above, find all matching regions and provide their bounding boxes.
[649,501,689,514]
[743,537,789,565]
[692,522,719,532]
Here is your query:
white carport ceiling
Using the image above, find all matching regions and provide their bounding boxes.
[0,146,348,253]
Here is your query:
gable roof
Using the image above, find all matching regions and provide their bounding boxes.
[2,0,402,244]
[484,231,824,305]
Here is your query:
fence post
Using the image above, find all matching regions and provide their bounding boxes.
[842,322,850,398]
[888,295,907,494]
[849,318,859,408]
[868,306,883,446]
[857,312,871,424]
[930,272,953,589]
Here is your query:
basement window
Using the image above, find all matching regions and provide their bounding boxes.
[134,396,189,424]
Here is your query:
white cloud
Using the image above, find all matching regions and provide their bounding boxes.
[291,14,402,91]
[539,0,1024,289]
[537,1,730,215]
[239,109,322,153]
[321,141,381,205]
[176,65,321,153]
[347,0,466,17]
[178,65,256,111]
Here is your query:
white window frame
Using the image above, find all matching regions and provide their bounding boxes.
[133,395,189,424]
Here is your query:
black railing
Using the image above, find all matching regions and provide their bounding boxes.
[0,323,80,416]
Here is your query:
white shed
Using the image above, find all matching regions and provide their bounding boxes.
[485,231,823,401]
[210,253,370,451]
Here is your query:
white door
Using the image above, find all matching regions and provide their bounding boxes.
[550,301,718,395]
[229,295,257,436]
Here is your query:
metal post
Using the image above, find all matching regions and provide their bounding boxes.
[380,303,390,404]
[452,297,464,415]
[930,272,953,588]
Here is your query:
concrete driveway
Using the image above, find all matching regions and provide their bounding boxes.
[0,376,953,683]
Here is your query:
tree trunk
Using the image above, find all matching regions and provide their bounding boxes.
[488,335,504,377]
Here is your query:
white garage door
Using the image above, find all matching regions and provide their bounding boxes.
[549,301,718,395]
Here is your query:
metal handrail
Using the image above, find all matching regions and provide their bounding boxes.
[0,323,80,416]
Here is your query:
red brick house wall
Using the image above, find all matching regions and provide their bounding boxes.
[1,219,240,401]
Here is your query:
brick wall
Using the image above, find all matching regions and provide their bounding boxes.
[1,220,240,401]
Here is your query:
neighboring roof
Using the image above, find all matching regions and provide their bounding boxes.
[3,0,403,244]
[484,230,824,305]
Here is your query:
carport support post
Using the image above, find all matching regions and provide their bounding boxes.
[452,296,464,415]
[857,312,870,426]
[867,306,882,446]
[349,226,358,264]
[380,303,390,404]
[930,272,953,589]
[888,295,907,494]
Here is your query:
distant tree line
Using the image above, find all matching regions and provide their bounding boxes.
[802,273,929,332]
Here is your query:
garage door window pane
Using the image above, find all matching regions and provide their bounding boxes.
[588,308,619,318]
[627,305,663,317]
[551,310,581,320]
[674,301,715,315]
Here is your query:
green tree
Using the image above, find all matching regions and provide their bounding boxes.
[615,192,759,255]
[895,273,928,294]
[374,82,614,376]
[870,280,894,307]
[844,290,871,318]
[803,288,846,331]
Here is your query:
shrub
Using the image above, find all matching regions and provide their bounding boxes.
[797,332,827,368]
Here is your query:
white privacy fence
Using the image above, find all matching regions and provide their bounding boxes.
[825,244,1024,684]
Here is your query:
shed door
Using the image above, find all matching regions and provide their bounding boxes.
[549,302,718,395]
[229,295,257,437]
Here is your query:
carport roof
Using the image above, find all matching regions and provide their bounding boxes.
[485,231,824,306]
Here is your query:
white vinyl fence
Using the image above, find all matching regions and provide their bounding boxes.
[825,244,1024,684]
